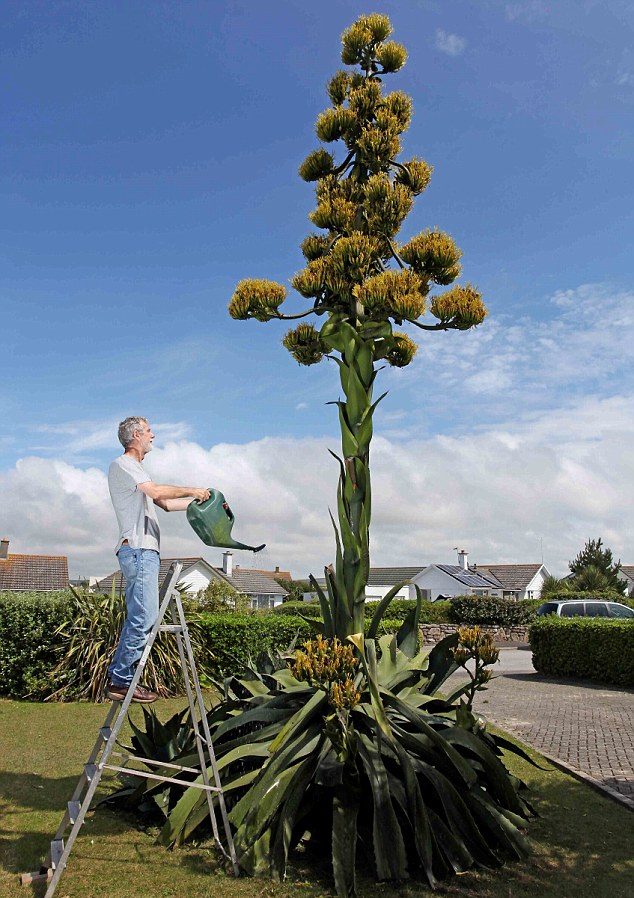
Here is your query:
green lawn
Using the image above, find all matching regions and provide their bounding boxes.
[1,697,632,898]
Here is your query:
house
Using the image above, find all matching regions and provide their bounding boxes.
[96,550,289,609]
[618,566,634,596]
[474,563,551,601]
[0,538,69,592]
[304,549,550,603]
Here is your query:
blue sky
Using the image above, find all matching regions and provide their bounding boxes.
[2,1,633,577]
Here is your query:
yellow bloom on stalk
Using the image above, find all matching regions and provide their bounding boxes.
[330,677,361,711]
[381,91,412,131]
[282,323,325,366]
[299,148,335,182]
[328,234,379,282]
[327,71,351,106]
[395,157,433,195]
[357,269,425,319]
[316,107,356,143]
[431,284,488,329]
[376,41,408,73]
[400,229,462,284]
[309,196,356,233]
[385,332,418,367]
[341,14,392,65]
[228,279,286,321]
[292,259,326,298]
[291,634,359,686]
[364,173,413,236]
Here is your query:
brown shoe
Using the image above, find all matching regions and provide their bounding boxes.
[107,683,159,704]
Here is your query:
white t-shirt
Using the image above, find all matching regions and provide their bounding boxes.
[108,455,160,553]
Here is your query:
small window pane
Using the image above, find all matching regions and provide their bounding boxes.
[609,604,634,618]
[585,602,609,617]
[537,603,558,616]
[560,603,584,617]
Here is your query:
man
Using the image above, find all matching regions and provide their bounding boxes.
[107,416,210,703]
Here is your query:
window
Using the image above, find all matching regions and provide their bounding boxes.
[251,595,276,610]
[608,604,634,618]
[526,590,535,600]
[536,602,558,616]
[560,603,585,617]
[585,602,609,617]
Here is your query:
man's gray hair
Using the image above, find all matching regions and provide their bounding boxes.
[117,416,148,448]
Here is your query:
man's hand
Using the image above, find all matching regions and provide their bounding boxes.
[191,487,211,503]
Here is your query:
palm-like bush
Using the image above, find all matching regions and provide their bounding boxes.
[45,585,214,701]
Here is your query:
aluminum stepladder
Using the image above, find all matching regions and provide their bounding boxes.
[21,561,239,896]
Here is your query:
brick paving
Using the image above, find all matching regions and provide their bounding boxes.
[446,648,634,803]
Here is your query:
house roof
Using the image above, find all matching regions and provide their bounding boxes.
[234,566,292,582]
[0,553,69,591]
[96,556,288,598]
[475,564,544,590]
[620,566,634,581]
[367,567,426,586]
[434,565,500,589]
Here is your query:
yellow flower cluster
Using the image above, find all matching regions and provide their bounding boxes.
[455,626,500,665]
[328,70,352,106]
[301,233,331,261]
[364,174,413,236]
[299,148,334,182]
[356,269,425,320]
[228,279,286,321]
[376,41,408,73]
[316,107,356,143]
[395,157,433,196]
[341,14,392,66]
[309,196,357,233]
[357,117,401,173]
[291,634,359,687]
[381,91,412,131]
[329,234,379,282]
[384,331,418,367]
[430,284,488,329]
[282,323,325,366]
[400,229,462,284]
[330,677,361,711]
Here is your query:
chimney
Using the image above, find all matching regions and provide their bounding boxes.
[456,548,468,570]
[0,539,8,561]
[222,551,233,577]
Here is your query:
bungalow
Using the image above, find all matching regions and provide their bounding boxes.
[0,538,69,592]
[96,550,289,609]
[474,563,551,601]
[618,566,634,596]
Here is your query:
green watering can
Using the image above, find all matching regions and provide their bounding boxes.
[187,488,265,553]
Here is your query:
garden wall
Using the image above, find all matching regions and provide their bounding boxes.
[420,623,529,644]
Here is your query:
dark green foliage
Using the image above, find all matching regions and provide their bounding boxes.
[272,599,452,622]
[277,579,311,601]
[0,592,72,697]
[569,538,623,592]
[449,596,541,626]
[544,590,629,605]
[199,613,403,678]
[529,618,634,687]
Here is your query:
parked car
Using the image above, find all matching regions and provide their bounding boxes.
[536,600,634,618]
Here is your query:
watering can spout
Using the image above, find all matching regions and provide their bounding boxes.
[186,488,265,553]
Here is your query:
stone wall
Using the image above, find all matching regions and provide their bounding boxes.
[420,623,530,644]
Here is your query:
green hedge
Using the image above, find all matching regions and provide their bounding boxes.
[449,595,541,626]
[529,617,634,687]
[0,592,73,697]
[271,599,453,623]
[199,613,404,678]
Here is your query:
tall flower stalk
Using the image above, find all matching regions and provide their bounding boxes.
[229,14,486,638]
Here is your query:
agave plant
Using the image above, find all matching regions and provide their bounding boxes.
[106,13,536,896]
[107,610,536,896]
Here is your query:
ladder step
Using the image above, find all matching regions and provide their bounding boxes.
[67,801,81,824]
[99,726,112,741]
[50,839,64,869]
[159,624,184,633]
[84,763,98,782]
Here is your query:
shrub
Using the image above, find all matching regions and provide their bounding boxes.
[272,598,453,622]
[449,595,541,626]
[544,589,629,605]
[529,617,634,687]
[200,613,404,678]
[0,591,73,697]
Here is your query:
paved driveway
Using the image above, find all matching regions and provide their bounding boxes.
[446,647,634,806]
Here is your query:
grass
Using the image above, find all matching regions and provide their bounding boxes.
[0,697,632,898]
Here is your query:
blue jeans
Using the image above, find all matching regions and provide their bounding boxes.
[108,546,160,687]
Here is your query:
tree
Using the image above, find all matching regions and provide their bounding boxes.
[229,15,486,639]
[569,538,623,593]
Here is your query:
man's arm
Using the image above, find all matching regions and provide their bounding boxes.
[138,482,210,512]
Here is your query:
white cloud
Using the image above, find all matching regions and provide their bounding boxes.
[505,2,549,24]
[435,29,467,57]
[2,391,633,580]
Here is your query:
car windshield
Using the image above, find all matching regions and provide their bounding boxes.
[537,602,558,615]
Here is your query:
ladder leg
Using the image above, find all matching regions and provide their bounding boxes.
[173,595,240,874]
